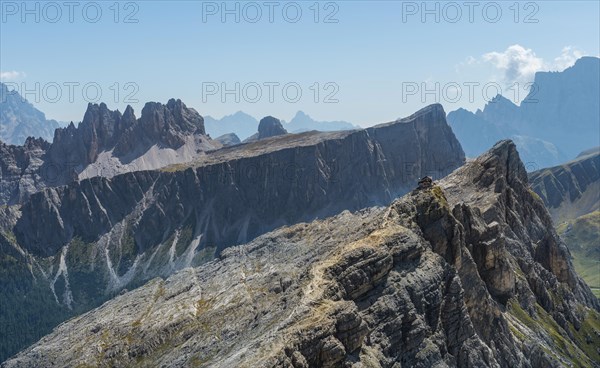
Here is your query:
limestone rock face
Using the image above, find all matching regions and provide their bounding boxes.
[0,99,217,205]
[0,137,49,204]
[13,104,464,259]
[0,104,465,361]
[5,140,598,368]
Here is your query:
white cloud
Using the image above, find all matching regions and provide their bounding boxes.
[482,45,544,85]
[0,71,26,81]
[476,44,587,85]
[552,46,584,70]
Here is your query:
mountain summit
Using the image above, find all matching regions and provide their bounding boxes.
[0,83,61,145]
[0,99,218,205]
[448,56,600,168]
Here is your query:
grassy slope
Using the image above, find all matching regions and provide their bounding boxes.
[557,211,600,298]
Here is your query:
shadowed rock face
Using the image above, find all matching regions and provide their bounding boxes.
[0,99,216,205]
[5,140,598,368]
[258,116,288,139]
[0,104,465,361]
[243,115,289,143]
[14,104,464,258]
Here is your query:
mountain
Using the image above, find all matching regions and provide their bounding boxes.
[0,137,50,205]
[0,99,219,205]
[285,110,358,133]
[529,148,600,224]
[0,104,465,362]
[577,147,600,159]
[204,111,259,140]
[0,83,60,145]
[447,96,569,169]
[5,141,599,367]
[204,111,358,141]
[214,133,241,147]
[243,116,289,143]
[447,57,599,168]
[529,148,600,297]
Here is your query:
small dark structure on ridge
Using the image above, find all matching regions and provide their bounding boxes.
[417,176,433,189]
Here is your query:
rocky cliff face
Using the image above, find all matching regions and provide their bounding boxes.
[0,137,49,204]
[14,104,463,259]
[5,141,598,368]
[0,99,217,205]
[529,148,600,223]
[0,104,465,361]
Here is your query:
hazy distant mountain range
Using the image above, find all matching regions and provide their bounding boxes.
[205,110,358,140]
[0,83,62,145]
[447,56,600,169]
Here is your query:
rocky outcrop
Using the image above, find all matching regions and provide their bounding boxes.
[0,104,465,361]
[244,116,289,142]
[5,140,598,367]
[529,149,600,223]
[258,116,288,139]
[214,133,241,147]
[48,98,208,171]
[0,137,49,204]
[0,99,217,205]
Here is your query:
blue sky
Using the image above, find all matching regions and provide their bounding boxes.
[1,0,599,126]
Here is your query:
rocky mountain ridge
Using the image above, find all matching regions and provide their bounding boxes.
[529,148,600,223]
[447,56,600,168]
[0,104,465,361]
[4,140,598,367]
[0,99,218,205]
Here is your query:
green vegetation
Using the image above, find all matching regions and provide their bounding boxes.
[0,236,72,361]
[106,221,139,277]
[431,185,449,208]
[557,211,600,298]
[508,299,600,366]
[528,188,543,203]
[65,237,107,310]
